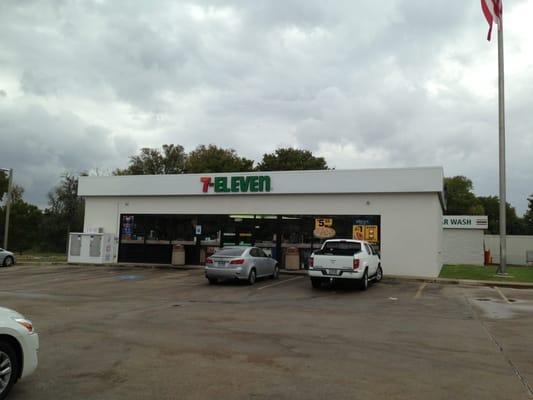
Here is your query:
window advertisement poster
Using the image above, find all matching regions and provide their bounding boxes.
[364,225,379,243]
[121,216,134,240]
[352,225,364,240]
[314,218,335,239]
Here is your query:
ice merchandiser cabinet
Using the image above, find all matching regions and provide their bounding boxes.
[68,233,117,264]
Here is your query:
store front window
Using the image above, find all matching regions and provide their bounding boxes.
[118,213,380,267]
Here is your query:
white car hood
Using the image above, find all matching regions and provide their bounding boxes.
[0,306,24,319]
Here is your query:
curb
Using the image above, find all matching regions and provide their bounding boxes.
[384,275,533,289]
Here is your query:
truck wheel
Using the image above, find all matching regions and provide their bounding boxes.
[0,340,19,400]
[375,266,383,282]
[359,270,368,291]
[310,277,323,289]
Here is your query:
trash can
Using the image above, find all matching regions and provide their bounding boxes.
[285,247,300,270]
[172,244,185,266]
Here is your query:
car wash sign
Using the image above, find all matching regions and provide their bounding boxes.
[200,175,272,193]
[442,215,488,229]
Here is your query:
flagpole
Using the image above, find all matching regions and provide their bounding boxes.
[496,21,507,275]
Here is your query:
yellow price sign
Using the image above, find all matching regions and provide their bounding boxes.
[364,225,379,242]
[352,225,364,240]
[315,218,333,230]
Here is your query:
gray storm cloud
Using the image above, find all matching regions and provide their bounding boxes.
[0,0,531,212]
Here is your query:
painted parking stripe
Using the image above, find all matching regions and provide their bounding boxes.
[257,276,303,290]
[494,286,511,304]
[414,282,427,299]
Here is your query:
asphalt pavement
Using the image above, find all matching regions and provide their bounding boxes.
[1,264,532,400]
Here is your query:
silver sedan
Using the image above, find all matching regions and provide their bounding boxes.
[0,248,15,267]
[205,247,279,285]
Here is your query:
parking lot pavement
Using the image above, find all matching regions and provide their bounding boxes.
[1,265,533,400]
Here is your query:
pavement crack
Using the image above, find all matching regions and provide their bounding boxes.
[463,289,533,398]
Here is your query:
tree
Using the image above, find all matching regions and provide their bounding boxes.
[444,176,484,215]
[477,196,527,234]
[10,184,25,203]
[0,184,42,253]
[115,144,186,175]
[0,170,8,200]
[256,148,328,171]
[521,194,533,234]
[0,202,42,253]
[185,145,254,173]
[44,173,85,251]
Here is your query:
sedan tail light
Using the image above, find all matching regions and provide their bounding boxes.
[206,258,213,264]
[308,257,314,268]
[230,258,245,265]
[353,259,360,270]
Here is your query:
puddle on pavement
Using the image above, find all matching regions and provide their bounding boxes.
[471,297,533,319]
[116,275,144,281]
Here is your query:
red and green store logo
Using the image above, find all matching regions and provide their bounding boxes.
[200,175,271,193]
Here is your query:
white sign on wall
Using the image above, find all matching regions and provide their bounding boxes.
[442,215,488,229]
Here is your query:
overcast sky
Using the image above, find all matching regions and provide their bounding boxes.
[0,0,531,213]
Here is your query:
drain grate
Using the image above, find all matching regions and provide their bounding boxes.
[475,298,491,302]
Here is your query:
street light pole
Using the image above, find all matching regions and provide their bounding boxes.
[2,168,13,249]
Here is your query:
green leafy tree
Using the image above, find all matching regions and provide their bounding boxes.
[44,173,85,251]
[521,194,533,234]
[444,176,484,215]
[0,171,8,200]
[185,145,254,173]
[256,148,328,171]
[477,196,527,234]
[0,202,42,253]
[115,144,186,175]
[0,185,42,253]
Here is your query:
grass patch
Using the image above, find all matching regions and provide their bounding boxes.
[440,264,533,283]
[16,252,67,263]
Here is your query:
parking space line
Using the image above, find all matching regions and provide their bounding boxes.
[414,282,427,299]
[494,286,511,304]
[257,276,303,290]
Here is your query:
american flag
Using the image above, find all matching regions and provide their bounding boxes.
[481,0,503,41]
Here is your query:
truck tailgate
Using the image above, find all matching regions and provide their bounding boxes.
[313,254,353,270]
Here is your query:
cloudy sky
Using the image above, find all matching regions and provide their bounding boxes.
[0,0,531,213]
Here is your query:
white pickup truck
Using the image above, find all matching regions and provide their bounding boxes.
[308,239,382,290]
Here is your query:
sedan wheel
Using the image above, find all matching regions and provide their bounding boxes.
[0,344,16,399]
[3,257,13,267]
[271,266,279,279]
[247,269,256,285]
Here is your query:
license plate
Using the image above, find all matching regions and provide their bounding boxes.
[326,269,341,276]
[217,261,226,266]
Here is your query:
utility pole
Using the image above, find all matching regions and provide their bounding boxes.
[1,168,13,249]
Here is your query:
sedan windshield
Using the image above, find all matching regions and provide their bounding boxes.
[214,248,246,257]
[316,242,361,256]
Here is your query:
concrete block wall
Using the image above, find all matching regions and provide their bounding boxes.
[484,235,533,266]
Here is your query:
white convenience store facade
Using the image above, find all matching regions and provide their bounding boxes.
[77,167,446,277]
